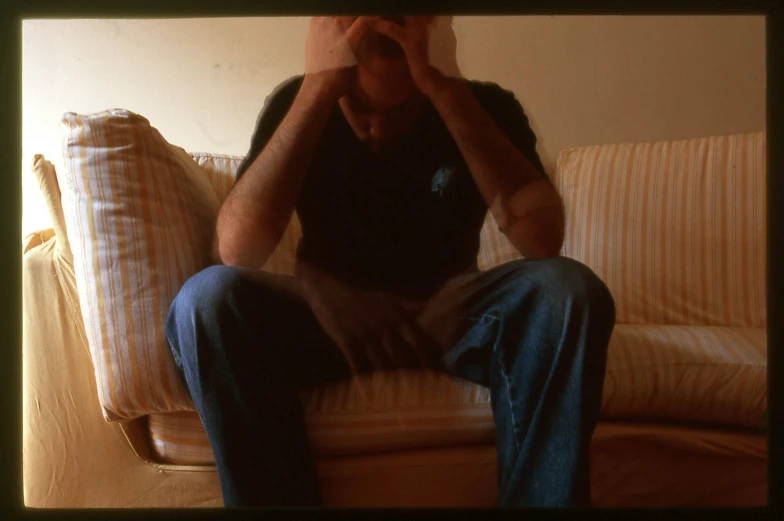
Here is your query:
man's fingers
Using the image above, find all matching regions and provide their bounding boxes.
[372,19,409,45]
[403,16,436,30]
[399,298,426,316]
[380,330,416,369]
[395,299,439,368]
[341,340,372,406]
[345,16,381,50]
[365,346,389,372]
[357,334,392,372]
[401,322,443,370]
[341,345,365,379]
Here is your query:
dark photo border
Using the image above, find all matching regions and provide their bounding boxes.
[2,1,780,520]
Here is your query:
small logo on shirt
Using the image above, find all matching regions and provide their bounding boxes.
[431,166,455,197]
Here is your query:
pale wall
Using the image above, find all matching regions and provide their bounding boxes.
[21,16,765,236]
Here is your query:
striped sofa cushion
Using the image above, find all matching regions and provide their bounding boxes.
[60,110,221,421]
[552,133,766,327]
[602,324,767,427]
[148,322,766,465]
[189,153,238,203]
[478,212,522,270]
[149,370,494,464]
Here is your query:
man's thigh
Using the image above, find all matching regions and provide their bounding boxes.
[417,259,559,385]
[418,260,527,349]
[199,267,355,390]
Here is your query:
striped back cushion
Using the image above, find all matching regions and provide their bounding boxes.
[61,110,220,421]
[189,153,239,203]
[552,133,766,327]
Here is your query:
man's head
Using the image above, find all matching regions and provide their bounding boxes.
[335,16,436,154]
[336,17,423,79]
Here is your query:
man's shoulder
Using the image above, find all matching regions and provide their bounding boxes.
[463,79,520,106]
[462,79,535,132]
[263,74,306,108]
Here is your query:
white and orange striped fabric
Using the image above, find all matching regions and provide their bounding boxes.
[148,321,766,465]
[149,370,495,465]
[552,133,766,328]
[188,153,238,203]
[60,110,220,421]
[602,324,766,427]
[478,214,521,270]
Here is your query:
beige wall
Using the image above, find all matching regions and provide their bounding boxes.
[21,16,765,236]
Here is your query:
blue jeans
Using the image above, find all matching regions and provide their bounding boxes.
[165,257,615,507]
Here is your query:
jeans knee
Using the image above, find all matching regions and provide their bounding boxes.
[167,265,247,338]
[166,265,253,371]
[508,256,616,324]
[553,257,613,309]
[551,257,614,320]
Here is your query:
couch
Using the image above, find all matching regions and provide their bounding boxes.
[22,109,768,507]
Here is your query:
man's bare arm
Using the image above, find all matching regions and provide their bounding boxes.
[428,79,564,260]
[214,17,379,267]
[213,76,338,268]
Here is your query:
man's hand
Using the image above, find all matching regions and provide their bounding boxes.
[300,265,442,376]
[305,16,380,101]
[372,16,450,98]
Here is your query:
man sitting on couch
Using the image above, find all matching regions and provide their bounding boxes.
[165,15,616,507]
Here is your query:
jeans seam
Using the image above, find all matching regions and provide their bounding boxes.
[489,317,522,454]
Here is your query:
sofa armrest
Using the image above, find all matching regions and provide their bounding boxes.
[22,233,220,507]
[23,229,55,254]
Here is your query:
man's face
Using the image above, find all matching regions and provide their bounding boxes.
[335,16,435,155]
[335,16,412,78]
[338,83,426,155]
[336,16,437,85]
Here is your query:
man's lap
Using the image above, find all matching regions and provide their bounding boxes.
[172,256,601,389]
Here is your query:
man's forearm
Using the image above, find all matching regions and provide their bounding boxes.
[427,78,564,259]
[214,75,339,267]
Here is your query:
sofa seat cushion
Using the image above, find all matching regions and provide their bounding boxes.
[149,370,495,464]
[147,325,765,465]
[602,325,766,428]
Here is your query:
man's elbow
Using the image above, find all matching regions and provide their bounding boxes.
[506,205,565,260]
[213,239,267,269]
[208,230,225,266]
[212,226,281,269]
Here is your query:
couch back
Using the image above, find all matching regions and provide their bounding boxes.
[192,131,766,329]
[552,132,766,328]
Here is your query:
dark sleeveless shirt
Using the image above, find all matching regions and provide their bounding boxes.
[236,75,548,300]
